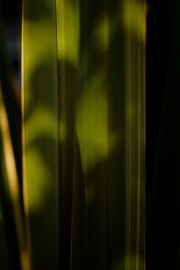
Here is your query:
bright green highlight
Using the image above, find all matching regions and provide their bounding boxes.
[23,21,57,111]
[56,0,79,65]
[77,71,119,173]
[25,106,58,145]
[123,0,145,41]
[25,148,52,211]
[92,14,109,51]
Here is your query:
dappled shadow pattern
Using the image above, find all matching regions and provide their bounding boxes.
[23,0,145,269]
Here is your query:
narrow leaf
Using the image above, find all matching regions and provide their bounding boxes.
[22,0,59,268]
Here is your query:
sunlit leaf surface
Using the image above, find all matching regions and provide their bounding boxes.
[56,0,145,269]
[22,0,145,269]
[22,0,59,269]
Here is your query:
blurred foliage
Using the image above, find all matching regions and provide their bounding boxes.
[0,0,146,269]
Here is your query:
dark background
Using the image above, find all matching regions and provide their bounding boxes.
[146,0,180,269]
[1,0,21,86]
